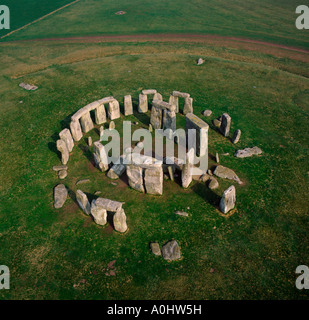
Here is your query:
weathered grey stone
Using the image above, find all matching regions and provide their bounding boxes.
[197,58,205,65]
[19,82,38,91]
[202,110,212,117]
[162,240,181,261]
[95,103,106,124]
[99,126,104,137]
[56,139,69,165]
[58,170,67,180]
[54,184,68,209]
[107,100,120,120]
[232,129,241,144]
[234,146,262,158]
[113,207,128,233]
[131,153,162,169]
[183,97,193,115]
[152,100,176,112]
[59,128,74,152]
[213,119,221,128]
[172,91,190,98]
[163,109,176,132]
[150,106,163,129]
[70,120,83,142]
[220,113,231,137]
[153,92,162,102]
[138,94,148,113]
[216,152,220,163]
[219,185,236,214]
[124,95,133,116]
[185,113,209,158]
[208,177,219,190]
[126,165,145,193]
[213,165,242,184]
[88,136,92,147]
[107,157,126,179]
[149,124,153,132]
[109,121,115,130]
[169,95,179,113]
[167,166,174,181]
[90,200,107,226]
[182,149,194,188]
[80,112,94,133]
[150,242,161,256]
[144,166,163,195]
[199,173,210,182]
[95,198,123,212]
[76,190,91,215]
[142,89,157,95]
[175,211,188,217]
[76,179,90,185]
[53,165,68,171]
[93,141,109,172]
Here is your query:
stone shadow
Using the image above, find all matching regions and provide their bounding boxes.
[191,181,221,207]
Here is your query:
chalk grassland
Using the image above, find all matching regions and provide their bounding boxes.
[2,0,309,49]
[0,41,308,299]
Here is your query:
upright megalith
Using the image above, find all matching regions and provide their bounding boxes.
[169,95,179,113]
[95,103,106,124]
[59,128,74,152]
[126,165,145,193]
[76,190,91,215]
[185,113,209,158]
[183,97,193,115]
[113,207,128,233]
[219,185,236,214]
[93,141,109,172]
[54,184,68,209]
[220,113,231,137]
[90,200,107,226]
[150,105,163,129]
[144,166,163,195]
[153,92,163,102]
[80,111,94,133]
[56,139,69,165]
[232,129,241,144]
[138,94,148,113]
[107,100,120,120]
[70,120,83,141]
[124,95,133,116]
[182,149,194,188]
[163,109,176,132]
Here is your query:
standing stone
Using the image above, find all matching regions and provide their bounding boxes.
[149,124,153,132]
[144,166,163,195]
[88,136,92,146]
[220,113,231,137]
[59,128,74,152]
[216,152,220,163]
[124,95,133,116]
[126,165,145,193]
[150,106,163,129]
[163,110,176,132]
[90,200,107,226]
[182,149,194,188]
[183,97,193,115]
[169,95,179,113]
[95,103,106,124]
[219,185,236,214]
[93,141,109,172]
[76,190,91,215]
[107,100,120,120]
[70,120,83,142]
[161,240,181,261]
[109,121,115,130]
[232,129,241,144]
[54,184,68,209]
[150,242,161,256]
[99,126,104,137]
[80,112,94,133]
[138,94,148,113]
[56,139,69,165]
[153,92,163,102]
[113,207,128,233]
[167,166,175,181]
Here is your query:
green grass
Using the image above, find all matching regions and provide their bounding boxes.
[2,0,309,49]
[0,41,308,299]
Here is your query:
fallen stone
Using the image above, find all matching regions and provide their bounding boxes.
[175,211,189,217]
[199,173,210,182]
[208,169,213,176]
[19,82,38,91]
[54,184,68,209]
[58,170,67,180]
[202,110,212,117]
[113,207,128,233]
[95,198,123,212]
[76,190,91,215]
[234,146,262,158]
[90,200,107,226]
[53,165,68,171]
[197,58,205,65]
[216,152,220,163]
[213,165,242,184]
[161,240,181,261]
[219,185,236,214]
[232,129,241,144]
[150,242,161,256]
[213,119,221,128]
[76,179,90,185]
[208,177,219,190]
[94,191,102,196]
[107,158,126,179]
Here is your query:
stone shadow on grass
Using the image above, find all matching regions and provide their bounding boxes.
[191,181,221,208]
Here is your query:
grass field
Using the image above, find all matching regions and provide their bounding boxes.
[0,39,308,299]
[1,0,309,49]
